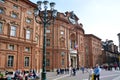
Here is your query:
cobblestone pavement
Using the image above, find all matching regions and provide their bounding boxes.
[45,69,120,80]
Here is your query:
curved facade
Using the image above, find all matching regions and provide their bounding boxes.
[46,11,85,71]
[0,0,85,73]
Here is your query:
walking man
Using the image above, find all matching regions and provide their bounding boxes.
[94,64,101,80]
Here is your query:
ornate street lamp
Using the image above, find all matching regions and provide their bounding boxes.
[34,1,57,80]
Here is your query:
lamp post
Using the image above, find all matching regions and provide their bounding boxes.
[34,1,57,80]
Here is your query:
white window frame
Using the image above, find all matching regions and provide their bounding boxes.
[25,47,30,52]
[10,25,16,36]
[8,44,14,50]
[24,57,29,67]
[8,55,14,67]
[26,30,31,39]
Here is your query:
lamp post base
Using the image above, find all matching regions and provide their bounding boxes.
[41,72,46,80]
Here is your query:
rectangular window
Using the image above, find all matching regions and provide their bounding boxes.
[10,26,16,36]
[8,44,14,50]
[46,59,50,66]
[26,18,31,23]
[46,39,50,46]
[0,22,3,33]
[46,29,50,33]
[8,55,14,67]
[70,40,75,49]
[13,5,18,9]
[61,52,65,57]
[27,11,32,15]
[25,47,30,52]
[24,57,29,67]
[26,30,31,39]
[11,13,18,18]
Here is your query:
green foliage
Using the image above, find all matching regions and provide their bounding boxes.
[0,73,4,78]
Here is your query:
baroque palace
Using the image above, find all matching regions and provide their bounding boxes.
[0,0,102,73]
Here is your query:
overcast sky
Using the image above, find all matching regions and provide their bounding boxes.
[30,0,120,45]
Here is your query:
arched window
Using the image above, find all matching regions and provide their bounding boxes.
[70,33,76,49]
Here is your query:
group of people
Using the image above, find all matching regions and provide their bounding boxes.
[15,69,39,80]
[89,64,101,80]
[5,69,39,80]
[89,63,120,80]
[56,67,79,76]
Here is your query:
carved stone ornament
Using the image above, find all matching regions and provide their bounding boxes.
[68,11,77,24]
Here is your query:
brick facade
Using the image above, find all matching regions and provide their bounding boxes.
[0,0,102,73]
[84,34,102,67]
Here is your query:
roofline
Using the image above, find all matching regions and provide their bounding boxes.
[85,34,101,40]
[23,0,37,8]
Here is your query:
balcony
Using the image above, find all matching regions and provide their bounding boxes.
[69,48,77,54]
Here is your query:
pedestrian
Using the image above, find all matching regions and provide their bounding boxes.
[56,68,60,75]
[33,69,36,79]
[69,66,72,76]
[72,68,76,76]
[89,67,94,80]
[94,64,101,80]
[81,66,84,74]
